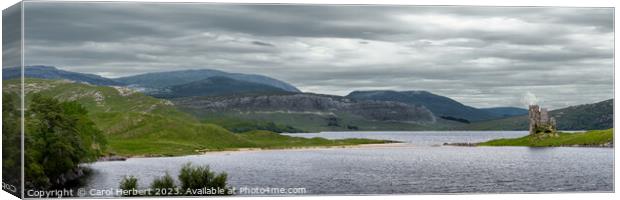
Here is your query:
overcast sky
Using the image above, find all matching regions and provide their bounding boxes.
[14,2,614,109]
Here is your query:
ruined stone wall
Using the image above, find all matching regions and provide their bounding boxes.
[528,105,557,136]
[540,108,549,123]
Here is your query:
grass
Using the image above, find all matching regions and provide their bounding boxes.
[478,129,613,147]
[201,116,304,133]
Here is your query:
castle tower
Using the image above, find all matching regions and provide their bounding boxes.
[540,108,549,123]
[528,105,540,134]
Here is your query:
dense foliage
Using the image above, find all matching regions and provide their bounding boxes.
[2,92,22,194]
[24,94,107,189]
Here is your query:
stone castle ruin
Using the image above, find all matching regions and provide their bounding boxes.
[528,105,557,137]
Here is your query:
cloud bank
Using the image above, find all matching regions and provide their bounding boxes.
[18,2,614,109]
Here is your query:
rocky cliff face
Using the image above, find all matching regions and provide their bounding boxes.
[173,93,436,123]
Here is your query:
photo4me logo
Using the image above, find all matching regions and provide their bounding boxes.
[236,187,307,195]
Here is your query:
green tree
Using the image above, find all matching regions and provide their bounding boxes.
[25,94,107,189]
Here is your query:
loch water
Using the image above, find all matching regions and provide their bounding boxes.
[83,131,613,195]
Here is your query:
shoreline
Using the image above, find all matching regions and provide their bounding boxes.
[200,142,414,155]
[443,142,614,148]
[98,129,613,161]
[99,142,413,160]
[97,140,613,162]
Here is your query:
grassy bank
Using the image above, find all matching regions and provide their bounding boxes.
[237,130,394,149]
[108,130,394,157]
[478,129,613,147]
[5,79,392,157]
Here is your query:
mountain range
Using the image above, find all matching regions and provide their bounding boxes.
[114,67,301,93]
[2,65,300,96]
[2,65,611,131]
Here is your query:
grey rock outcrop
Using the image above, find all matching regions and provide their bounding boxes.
[173,93,436,123]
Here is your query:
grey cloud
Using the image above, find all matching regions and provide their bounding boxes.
[251,41,275,47]
[3,3,22,68]
[18,2,614,109]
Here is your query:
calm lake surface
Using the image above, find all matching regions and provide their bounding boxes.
[83,131,613,195]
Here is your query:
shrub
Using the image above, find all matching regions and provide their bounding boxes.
[150,172,176,191]
[178,162,229,195]
[120,162,230,196]
[119,176,138,196]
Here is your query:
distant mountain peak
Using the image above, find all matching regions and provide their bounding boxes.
[3,65,302,96]
[3,65,122,86]
[150,75,293,98]
[114,67,301,93]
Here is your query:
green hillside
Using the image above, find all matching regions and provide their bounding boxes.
[4,79,388,156]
